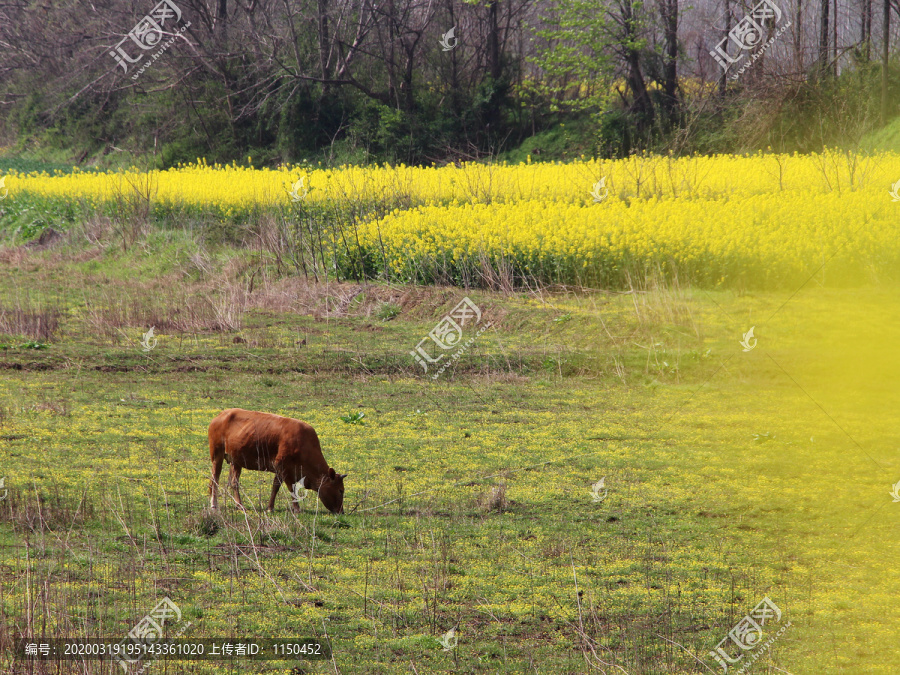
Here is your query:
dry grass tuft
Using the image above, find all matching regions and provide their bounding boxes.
[0,483,95,534]
[0,304,62,341]
[0,246,28,265]
[477,482,508,513]
[190,508,224,537]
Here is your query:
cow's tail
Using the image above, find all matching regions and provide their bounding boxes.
[208,415,229,506]
[208,418,226,463]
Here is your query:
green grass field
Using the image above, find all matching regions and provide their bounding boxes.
[0,229,898,673]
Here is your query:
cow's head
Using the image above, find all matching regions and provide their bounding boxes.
[318,467,348,514]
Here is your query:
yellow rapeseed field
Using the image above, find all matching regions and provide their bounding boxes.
[3,151,899,287]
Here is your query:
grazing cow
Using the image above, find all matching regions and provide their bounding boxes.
[208,408,347,514]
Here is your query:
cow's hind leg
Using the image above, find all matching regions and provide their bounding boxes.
[209,457,224,510]
[228,464,245,509]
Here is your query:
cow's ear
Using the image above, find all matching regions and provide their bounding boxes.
[328,467,336,479]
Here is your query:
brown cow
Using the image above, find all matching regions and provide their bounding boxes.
[208,408,347,514]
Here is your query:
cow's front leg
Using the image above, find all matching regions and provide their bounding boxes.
[288,480,302,513]
[267,473,283,513]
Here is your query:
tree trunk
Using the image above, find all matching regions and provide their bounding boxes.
[318,0,330,82]
[622,0,653,127]
[833,0,838,75]
[819,0,830,73]
[216,0,227,40]
[659,0,678,119]
[446,0,460,96]
[719,0,731,95]
[865,0,872,60]
[883,0,890,121]
[387,0,398,106]
[487,0,501,80]
[403,43,416,111]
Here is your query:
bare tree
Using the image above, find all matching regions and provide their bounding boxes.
[819,0,831,71]
[861,0,872,59]
[612,0,654,128]
[657,0,679,117]
[882,0,890,121]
